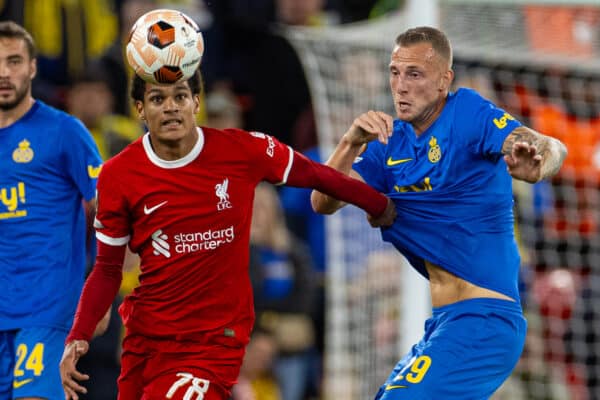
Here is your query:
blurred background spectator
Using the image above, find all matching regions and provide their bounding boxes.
[65,62,141,160]
[98,0,159,116]
[250,183,319,400]
[204,87,244,130]
[0,0,120,108]
[204,0,328,149]
[232,328,281,400]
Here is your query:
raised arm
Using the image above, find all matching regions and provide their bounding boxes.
[311,111,393,214]
[501,126,567,183]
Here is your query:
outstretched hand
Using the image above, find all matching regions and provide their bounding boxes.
[368,197,397,228]
[60,340,90,400]
[503,141,542,183]
[344,111,394,146]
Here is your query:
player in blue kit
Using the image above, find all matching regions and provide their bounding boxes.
[312,26,567,399]
[0,21,103,400]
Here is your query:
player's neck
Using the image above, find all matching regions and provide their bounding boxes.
[412,96,447,136]
[149,128,199,161]
[0,96,34,129]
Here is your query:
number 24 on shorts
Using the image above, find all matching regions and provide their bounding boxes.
[14,343,45,377]
[386,355,432,390]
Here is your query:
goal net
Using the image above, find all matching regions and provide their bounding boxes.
[283,1,600,399]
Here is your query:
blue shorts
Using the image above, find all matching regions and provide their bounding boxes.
[0,327,67,400]
[374,298,526,400]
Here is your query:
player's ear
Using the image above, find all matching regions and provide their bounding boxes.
[440,69,454,92]
[193,94,200,114]
[29,57,37,80]
[135,101,145,121]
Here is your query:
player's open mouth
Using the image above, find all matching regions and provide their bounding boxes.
[162,118,182,126]
[398,101,410,110]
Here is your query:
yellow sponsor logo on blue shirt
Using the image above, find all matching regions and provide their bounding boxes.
[492,112,515,129]
[88,164,102,178]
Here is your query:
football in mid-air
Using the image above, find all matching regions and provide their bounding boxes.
[126,9,204,84]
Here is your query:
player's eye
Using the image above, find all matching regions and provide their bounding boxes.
[149,95,162,103]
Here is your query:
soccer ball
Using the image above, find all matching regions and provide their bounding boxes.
[126,9,204,84]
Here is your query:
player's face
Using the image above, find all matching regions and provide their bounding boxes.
[136,80,200,143]
[389,42,453,128]
[0,37,36,111]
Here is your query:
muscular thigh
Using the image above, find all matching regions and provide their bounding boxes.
[375,309,526,400]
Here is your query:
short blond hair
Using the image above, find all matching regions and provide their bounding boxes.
[396,26,452,67]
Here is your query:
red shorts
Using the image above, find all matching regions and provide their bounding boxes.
[118,335,245,400]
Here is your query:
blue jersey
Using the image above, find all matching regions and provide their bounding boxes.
[0,100,102,331]
[353,88,522,301]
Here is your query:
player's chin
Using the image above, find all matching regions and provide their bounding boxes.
[394,107,414,122]
[155,127,188,142]
[0,97,17,110]
[395,113,414,123]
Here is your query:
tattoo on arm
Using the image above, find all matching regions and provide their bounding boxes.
[543,139,567,179]
[502,126,567,180]
[501,127,536,156]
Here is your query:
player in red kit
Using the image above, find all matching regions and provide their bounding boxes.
[59,68,396,400]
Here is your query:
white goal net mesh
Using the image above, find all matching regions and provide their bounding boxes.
[284,2,600,399]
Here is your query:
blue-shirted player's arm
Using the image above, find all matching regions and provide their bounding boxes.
[501,126,567,183]
[59,116,102,200]
[459,89,567,184]
[311,110,393,216]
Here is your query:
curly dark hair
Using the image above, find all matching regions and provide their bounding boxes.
[130,68,203,102]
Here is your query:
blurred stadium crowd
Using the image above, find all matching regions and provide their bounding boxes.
[3,0,600,399]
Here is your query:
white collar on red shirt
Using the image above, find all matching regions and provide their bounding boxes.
[142,127,205,169]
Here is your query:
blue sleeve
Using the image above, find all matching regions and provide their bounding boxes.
[457,88,522,159]
[351,141,387,192]
[59,116,103,201]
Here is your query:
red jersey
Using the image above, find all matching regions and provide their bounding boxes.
[94,127,294,347]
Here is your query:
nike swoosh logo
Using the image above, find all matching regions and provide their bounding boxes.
[387,157,413,166]
[385,384,407,390]
[144,201,168,215]
[13,378,33,389]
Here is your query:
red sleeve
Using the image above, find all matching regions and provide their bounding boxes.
[286,150,388,217]
[94,160,131,244]
[227,129,293,184]
[66,241,125,343]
